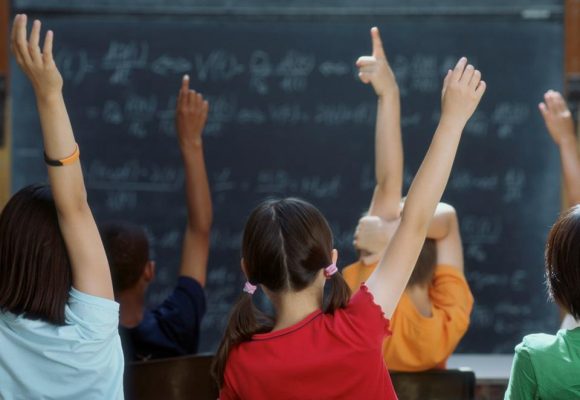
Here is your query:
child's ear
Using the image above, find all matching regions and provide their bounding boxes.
[143,260,156,282]
[332,249,338,265]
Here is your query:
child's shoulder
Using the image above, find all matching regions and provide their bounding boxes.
[517,331,568,359]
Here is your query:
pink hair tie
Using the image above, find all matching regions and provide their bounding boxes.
[324,263,338,278]
[243,281,257,295]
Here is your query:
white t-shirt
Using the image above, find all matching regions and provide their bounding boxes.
[0,288,124,399]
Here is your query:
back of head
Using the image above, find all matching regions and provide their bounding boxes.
[212,197,351,387]
[545,206,580,320]
[408,239,437,288]
[0,184,72,325]
[242,197,334,293]
[99,221,149,293]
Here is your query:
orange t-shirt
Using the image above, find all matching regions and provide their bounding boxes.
[342,261,474,372]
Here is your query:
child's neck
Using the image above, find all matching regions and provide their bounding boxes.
[271,287,323,332]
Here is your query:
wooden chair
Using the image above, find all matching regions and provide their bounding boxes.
[128,354,475,400]
[391,369,476,400]
[127,354,219,400]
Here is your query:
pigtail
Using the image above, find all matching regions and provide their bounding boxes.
[211,292,271,389]
[325,272,351,313]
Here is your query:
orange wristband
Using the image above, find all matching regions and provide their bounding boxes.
[44,144,80,167]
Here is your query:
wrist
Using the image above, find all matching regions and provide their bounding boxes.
[180,140,204,157]
[35,90,63,106]
[558,130,577,147]
[438,114,467,133]
[377,85,399,100]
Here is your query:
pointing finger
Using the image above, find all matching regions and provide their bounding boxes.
[42,30,54,64]
[452,57,467,81]
[29,20,42,65]
[371,27,385,59]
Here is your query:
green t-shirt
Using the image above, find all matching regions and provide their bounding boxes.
[505,328,580,399]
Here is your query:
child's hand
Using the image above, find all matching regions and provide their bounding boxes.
[11,15,63,100]
[356,27,398,97]
[440,57,486,128]
[539,90,576,145]
[354,215,401,255]
[176,75,209,152]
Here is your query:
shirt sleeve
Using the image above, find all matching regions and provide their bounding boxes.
[335,284,391,349]
[428,265,474,352]
[504,342,539,400]
[65,287,120,341]
[150,276,206,353]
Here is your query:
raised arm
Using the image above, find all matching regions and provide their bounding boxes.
[176,75,212,286]
[357,27,403,220]
[539,90,580,206]
[354,202,464,272]
[366,58,485,318]
[11,15,113,299]
[426,203,464,272]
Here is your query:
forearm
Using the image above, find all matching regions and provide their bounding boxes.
[37,93,88,215]
[402,119,463,235]
[558,133,580,205]
[369,91,403,219]
[181,145,213,234]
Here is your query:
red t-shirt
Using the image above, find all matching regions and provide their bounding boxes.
[220,285,397,400]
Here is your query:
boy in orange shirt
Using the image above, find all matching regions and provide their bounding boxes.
[343,29,474,371]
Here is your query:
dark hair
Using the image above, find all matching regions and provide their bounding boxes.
[408,239,437,287]
[0,184,72,325]
[99,221,150,293]
[212,198,351,387]
[545,206,580,320]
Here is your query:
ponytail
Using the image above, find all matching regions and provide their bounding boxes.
[211,292,272,389]
[324,271,351,313]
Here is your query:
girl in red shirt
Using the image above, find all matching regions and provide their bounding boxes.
[213,28,486,400]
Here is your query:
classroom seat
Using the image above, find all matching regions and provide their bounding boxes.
[127,354,219,400]
[391,369,476,400]
[128,354,475,400]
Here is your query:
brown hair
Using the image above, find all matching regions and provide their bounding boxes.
[408,239,437,287]
[0,184,72,325]
[545,206,580,320]
[212,198,351,388]
[99,221,150,293]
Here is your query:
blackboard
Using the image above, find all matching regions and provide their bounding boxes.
[10,16,563,353]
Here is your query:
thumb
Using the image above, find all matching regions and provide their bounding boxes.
[538,102,549,118]
[442,69,452,96]
[371,27,385,58]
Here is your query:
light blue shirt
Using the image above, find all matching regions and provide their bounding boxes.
[0,288,124,399]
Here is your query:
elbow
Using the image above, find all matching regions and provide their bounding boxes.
[187,214,213,237]
[440,203,458,224]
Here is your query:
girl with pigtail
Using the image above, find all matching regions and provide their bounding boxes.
[213,28,486,399]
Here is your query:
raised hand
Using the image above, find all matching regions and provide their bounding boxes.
[176,75,209,151]
[539,90,576,145]
[10,15,114,299]
[356,27,398,97]
[354,215,401,256]
[11,14,63,99]
[175,75,213,287]
[441,58,486,128]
